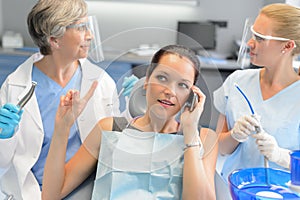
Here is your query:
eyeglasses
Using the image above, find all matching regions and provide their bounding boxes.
[250,26,291,42]
[66,22,90,32]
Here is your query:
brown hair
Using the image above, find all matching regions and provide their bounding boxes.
[147,44,200,85]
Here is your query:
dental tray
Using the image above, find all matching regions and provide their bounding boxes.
[228,168,300,199]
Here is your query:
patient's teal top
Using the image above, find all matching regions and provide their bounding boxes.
[213,69,300,182]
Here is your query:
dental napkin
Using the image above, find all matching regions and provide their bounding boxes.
[91,129,185,200]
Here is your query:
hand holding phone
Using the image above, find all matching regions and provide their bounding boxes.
[184,90,198,112]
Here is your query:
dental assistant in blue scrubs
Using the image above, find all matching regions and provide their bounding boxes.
[214,3,300,182]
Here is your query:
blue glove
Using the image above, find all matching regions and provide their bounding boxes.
[122,75,139,97]
[0,103,23,139]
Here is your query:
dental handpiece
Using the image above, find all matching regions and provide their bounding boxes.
[234,83,269,168]
[253,122,269,168]
[17,81,37,112]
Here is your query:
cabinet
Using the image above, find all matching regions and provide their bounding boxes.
[0,53,30,86]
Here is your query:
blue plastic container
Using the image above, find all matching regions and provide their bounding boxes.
[228,168,300,200]
[291,150,300,186]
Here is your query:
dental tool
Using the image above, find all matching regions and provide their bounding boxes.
[17,81,37,113]
[234,83,269,182]
[234,83,254,115]
[234,83,262,134]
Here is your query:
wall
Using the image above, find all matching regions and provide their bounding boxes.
[1,0,34,46]
[0,0,3,37]
[87,0,263,56]
[0,0,284,56]
[285,0,300,6]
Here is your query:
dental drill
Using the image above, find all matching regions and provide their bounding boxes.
[17,81,37,112]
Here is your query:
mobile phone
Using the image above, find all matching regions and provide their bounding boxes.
[184,90,198,112]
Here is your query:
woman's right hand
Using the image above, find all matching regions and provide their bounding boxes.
[55,81,98,128]
[180,86,206,129]
[180,86,206,144]
[230,114,260,142]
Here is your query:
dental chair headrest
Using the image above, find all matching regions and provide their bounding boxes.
[128,77,147,118]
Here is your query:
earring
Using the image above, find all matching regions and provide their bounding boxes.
[281,50,285,54]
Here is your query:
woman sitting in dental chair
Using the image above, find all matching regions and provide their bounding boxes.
[42,45,218,200]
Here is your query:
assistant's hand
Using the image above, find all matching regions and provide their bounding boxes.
[231,115,260,142]
[55,81,98,128]
[122,75,138,97]
[0,103,23,139]
[252,131,290,168]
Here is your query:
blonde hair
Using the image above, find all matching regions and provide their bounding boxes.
[27,0,87,55]
[260,3,300,55]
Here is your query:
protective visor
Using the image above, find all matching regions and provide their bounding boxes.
[237,18,253,69]
[67,16,104,63]
[87,16,104,63]
[237,18,295,69]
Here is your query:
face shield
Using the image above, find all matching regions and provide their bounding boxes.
[87,15,104,63]
[237,18,252,69]
[67,16,104,63]
[237,18,295,69]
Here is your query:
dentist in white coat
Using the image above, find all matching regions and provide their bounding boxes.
[0,0,129,199]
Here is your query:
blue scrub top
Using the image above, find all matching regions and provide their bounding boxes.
[213,69,300,182]
[31,65,82,188]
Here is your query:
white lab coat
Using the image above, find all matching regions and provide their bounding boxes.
[0,53,120,200]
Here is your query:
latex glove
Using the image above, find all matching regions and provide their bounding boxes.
[253,132,290,169]
[0,103,23,139]
[122,75,139,97]
[231,115,260,142]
